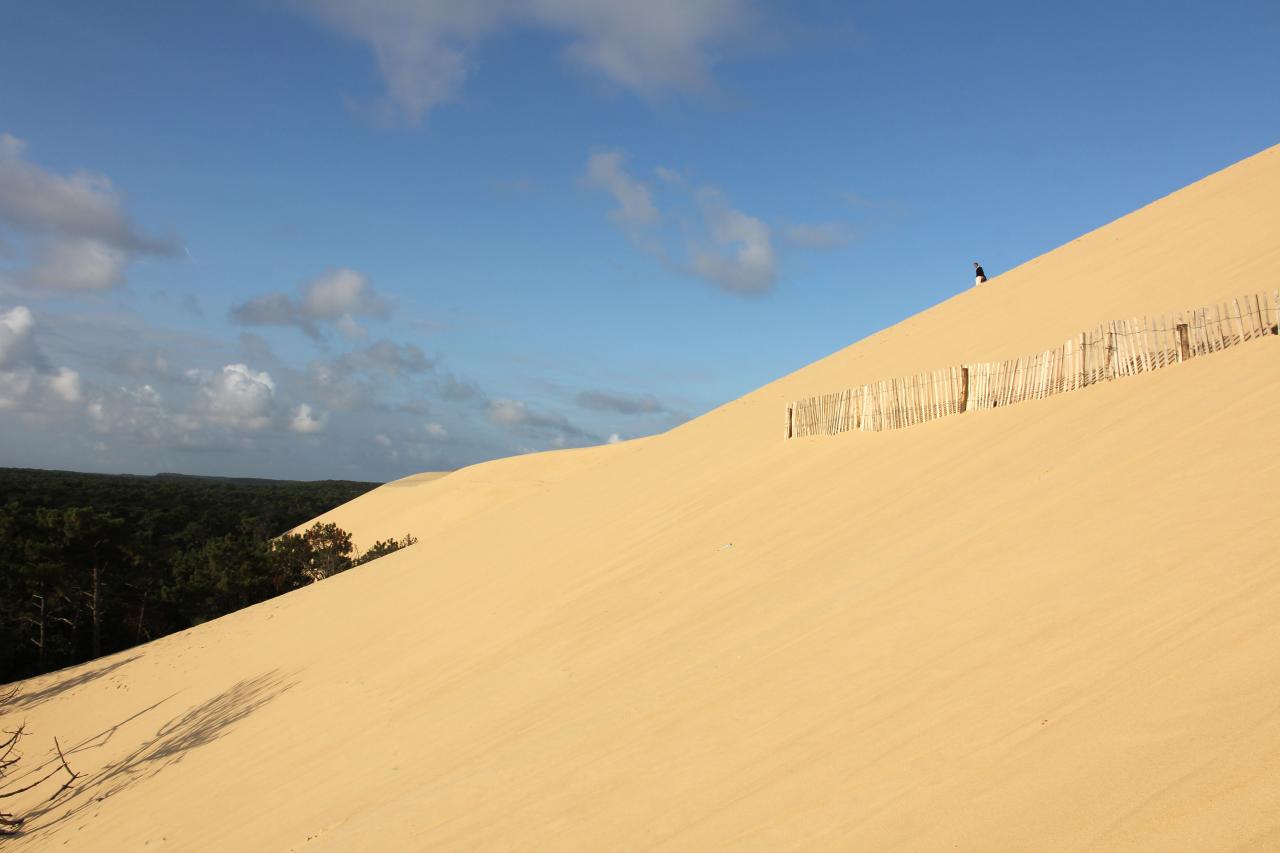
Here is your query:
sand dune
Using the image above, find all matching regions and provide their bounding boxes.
[4,145,1279,851]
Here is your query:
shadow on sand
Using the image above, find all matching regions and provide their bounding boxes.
[2,655,142,714]
[15,670,294,838]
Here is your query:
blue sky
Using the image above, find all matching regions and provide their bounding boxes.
[2,0,1277,481]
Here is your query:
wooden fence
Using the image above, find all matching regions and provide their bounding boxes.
[786,291,1279,438]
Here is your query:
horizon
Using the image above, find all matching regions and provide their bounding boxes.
[3,1,1278,481]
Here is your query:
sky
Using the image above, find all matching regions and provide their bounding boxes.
[1,1,1277,482]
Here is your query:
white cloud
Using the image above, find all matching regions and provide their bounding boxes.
[0,304,84,409]
[287,0,751,123]
[308,360,376,412]
[198,363,278,430]
[536,0,747,95]
[19,238,129,291]
[231,267,390,340]
[607,432,622,443]
[423,421,448,439]
[238,332,277,364]
[584,150,659,226]
[333,314,365,340]
[487,397,532,428]
[48,366,83,403]
[87,384,170,440]
[783,221,857,250]
[290,402,327,434]
[86,361,295,445]
[292,1,500,123]
[689,189,776,294]
[298,338,432,414]
[340,339,434,375]
[582,152,786,295]
[576,388,664,414]
[0,305,42,370]
[0,371,33,409]
[487,397,595,443]
[438,372,484,402]
[374,432,393,447]
[0,134,177,292]
[304,267,376,317]
[653,165,683,185]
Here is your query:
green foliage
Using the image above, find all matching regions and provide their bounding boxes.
[0,468,418,684]
[354,533,418,566]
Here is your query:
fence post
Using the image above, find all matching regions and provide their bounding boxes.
[1175,323,1191,362]
[958,366,970,412]
[785,404,793,439]
[1105,326,1114,379]
[1077,333,1087,389]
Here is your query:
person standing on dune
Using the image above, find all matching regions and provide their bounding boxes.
[973,261,987,285]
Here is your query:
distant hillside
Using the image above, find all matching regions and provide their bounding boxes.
[0,467,379,518]
[3,466,380,488]
[152,471,380,487]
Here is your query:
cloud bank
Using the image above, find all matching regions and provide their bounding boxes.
[581,149,785,295]
[0,134,178,292]
[0,304,83,409]
[231,267,391,341]
[582,149,863,295]
[288,0,752,123]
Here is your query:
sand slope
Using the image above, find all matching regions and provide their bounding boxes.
[5,145,1280,851]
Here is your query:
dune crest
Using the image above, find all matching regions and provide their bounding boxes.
[5,145,1280,851]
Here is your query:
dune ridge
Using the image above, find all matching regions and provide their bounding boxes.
[4,144,1279,851]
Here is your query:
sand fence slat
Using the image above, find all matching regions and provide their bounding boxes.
[1126,319,1138,376]
[1233,298,1247,344]
[1114,321,1126,377]
[1146,313,1157,371]
[1159,314,1170,368]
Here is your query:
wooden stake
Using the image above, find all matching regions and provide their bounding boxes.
[1115,323,1125,377]
[1232,298,1247,343]
[1141,315,1152,368]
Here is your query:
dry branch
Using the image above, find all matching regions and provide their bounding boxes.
[0,692,80,833]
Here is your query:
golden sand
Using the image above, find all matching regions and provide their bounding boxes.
[5,145,1279,851]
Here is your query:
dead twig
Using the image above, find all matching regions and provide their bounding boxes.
[48,738,81,801]
[0,693,79,833]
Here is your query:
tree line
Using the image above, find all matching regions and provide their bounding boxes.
[0,468,416,684]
